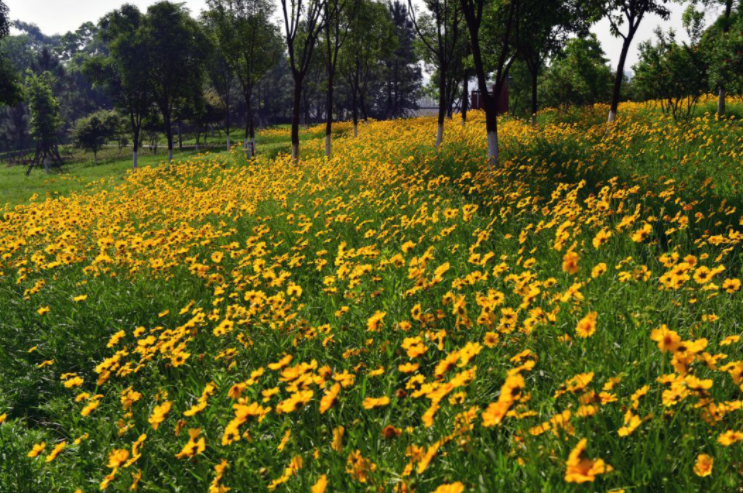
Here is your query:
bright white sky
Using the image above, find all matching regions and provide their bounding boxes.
[3,0,723,73]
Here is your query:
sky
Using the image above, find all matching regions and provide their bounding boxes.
[4,0,721,73]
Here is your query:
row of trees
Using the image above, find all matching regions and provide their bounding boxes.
[2,0,743,168]
[0,0,423,169]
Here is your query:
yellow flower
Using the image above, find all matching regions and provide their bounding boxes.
[717,430,743,446]
[311,475,328,493]
[366,311,386,332]
[211,251,224,263]
[362,396,390,410]
[650,325,681,353]
[73,294,88,302]
[175,428,206,459]
[45,441,67,462]
[433,482,465,493]
[28,442,46,458]
[693,454,713,477]
[37,306,50,315]
[565,439,612,483]
[576,312,598,338]
[149,401,172,430]
[562,251,579,275]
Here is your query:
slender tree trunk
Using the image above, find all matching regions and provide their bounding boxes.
[226,105,231,152]
[244,87,255,159]
[164,112,174,162]
[436,67,446,148]
[530,64,538,127]
[132,126,140,169]
[609,32,634,123]
[43,150,50,174]
[291,75,303,162]
[94,150,98,166]
[461,73,468,125]
[325,72,334,157]
[177,122,183,151]
[718,88,726,117]
[485,100,498,166]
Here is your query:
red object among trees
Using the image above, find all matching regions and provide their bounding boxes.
[470,83,508,115]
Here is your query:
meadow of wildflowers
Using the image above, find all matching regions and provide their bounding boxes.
[2,102,743,491]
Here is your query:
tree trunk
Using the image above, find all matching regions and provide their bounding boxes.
[226,106,231,152]
[244,87,255,159]
[43,151,50,174]
[530,64,538,127]
[177,122,183,151]
[461,74,468,125]
[436,67,446,148]
[609,33,634,123]
[291,76,302,162]
[94,150,98,166]
[325,72,334,157]
[164,113,174,163]
[718,88,726,117]
[485,100,498,166]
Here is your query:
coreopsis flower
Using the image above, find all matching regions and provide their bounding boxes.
[433,483,465,493]
[28,442,46,458]
[576,312,598,338]
[312,475,328,493]
[717,430,743,446]
[564,439,612,483]
[175,428,206,459]
[362,396,390,410]
[562,251,579,275]
[149,401,172,430]
[45,441,66,463]
[650,325,681,353]
[693,454,713,477]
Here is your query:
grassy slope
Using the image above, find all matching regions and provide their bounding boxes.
[2,105,743,492]
[0,125,327,209]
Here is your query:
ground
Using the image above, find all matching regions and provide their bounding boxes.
[1,101,743,492]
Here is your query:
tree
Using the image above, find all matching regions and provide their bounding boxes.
[0,0,23,106]
[514,0,597,126]
[144,2,208,162]
[633,29,709,119]
[687,0,738,115]
[408,0,463,146]
[383,1,422,119]
[459,0,521,165]
[202,16,236,152]
[602,0,670,123]
[91,4,153,169]
[280,0,327,161]
[206,0,282,159]
[540,34,613,110]
[338,0,395,136]
[72,109,119,164]
[25,71,61,174]
[321,0,355,157]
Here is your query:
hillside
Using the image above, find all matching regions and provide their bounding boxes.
[2,104,743,492]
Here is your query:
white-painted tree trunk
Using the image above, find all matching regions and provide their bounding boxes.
[325,134,331,157]
[168,148,173,162]
[531,114,537,127]
[353,124,358,137]
[487,131,498,167]
[718,88,726,117]
[44,153,50,174]
[607,110,616,123]
[292,143,299,163]
[226,133,231,152]
[244,141,252,160]
[435,123,443,148]
[132,150,138,169]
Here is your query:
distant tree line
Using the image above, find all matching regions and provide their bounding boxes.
[1,0,742,169]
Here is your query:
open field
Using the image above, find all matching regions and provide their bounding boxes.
[0,125,330,208]
[2,104,743,492]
